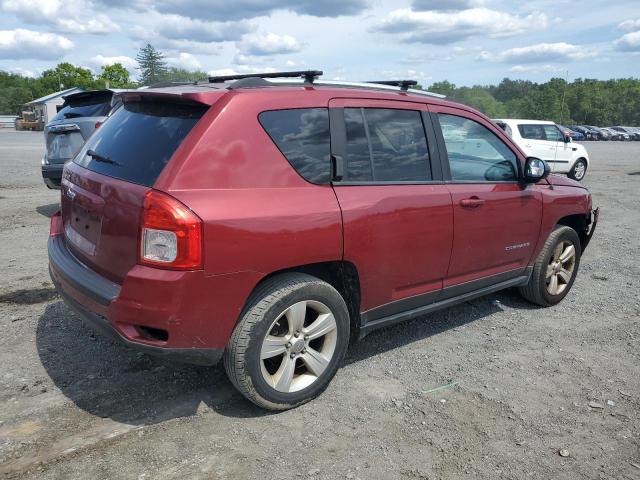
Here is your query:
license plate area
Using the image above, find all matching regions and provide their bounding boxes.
[63,184,104,257]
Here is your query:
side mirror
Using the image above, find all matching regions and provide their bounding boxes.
[564,134,572,143]
[523,157,550,183]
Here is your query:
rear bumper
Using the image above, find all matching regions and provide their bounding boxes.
[42,164,64,188]
[48,234,226,365]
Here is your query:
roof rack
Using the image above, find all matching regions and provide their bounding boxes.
[208,70,323,85]
[367,80,418,91]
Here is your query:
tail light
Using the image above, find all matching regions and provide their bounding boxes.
[139,190,203,270]
[49,210,63,237]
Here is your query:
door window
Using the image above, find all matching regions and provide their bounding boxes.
[542,125,563,142]
[438,113,518,182]
[343,108,431,182]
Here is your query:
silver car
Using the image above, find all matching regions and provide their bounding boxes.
[41,90,120,188]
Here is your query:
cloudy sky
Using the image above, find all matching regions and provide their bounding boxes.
[0,0,639,85]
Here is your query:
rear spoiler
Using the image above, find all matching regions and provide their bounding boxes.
[114,89,224,107]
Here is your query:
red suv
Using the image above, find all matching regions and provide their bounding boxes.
[48,71,598,410]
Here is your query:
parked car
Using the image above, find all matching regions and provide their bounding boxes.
[600,127,626,141]
[611,126,640,140]
[557,124,585,141]
[48,71,598,410]
[41,90,120,188]
[583,126,611,141]
[494,119,590,181]
[568,125,593,140]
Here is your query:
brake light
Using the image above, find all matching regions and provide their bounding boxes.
[139,190,203,270]
[49,210,63,237]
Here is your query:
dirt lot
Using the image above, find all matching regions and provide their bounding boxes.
[0,129,638,480]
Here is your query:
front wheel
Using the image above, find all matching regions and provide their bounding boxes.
[519,226,581,307]
[224,273,350,410]
[568,159,587,181]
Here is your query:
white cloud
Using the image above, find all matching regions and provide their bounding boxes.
[618,18,640,32]
[208,65,277,77]
[156,14,252,42]
[0,28,73,59]
[89,55,138,73]
[9,66,37,77]
[510,64,564,73]
[614,31,640,52]
[372,8,548,44]
[412,0,483,11]
[166,52,202,70]
[479,42,596,63]
[237,32,302,56]
[1,0,119,34]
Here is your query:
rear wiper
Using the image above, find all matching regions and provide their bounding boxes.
[63,112,82,118]
[86,149,122,166]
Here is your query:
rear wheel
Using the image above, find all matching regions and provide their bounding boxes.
[519,226,581,307]
[224,273,350,410]
[568,158,587,181]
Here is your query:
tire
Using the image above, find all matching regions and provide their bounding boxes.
[519,226,581,307]
[568,158,587,181]
[224,273,350,410]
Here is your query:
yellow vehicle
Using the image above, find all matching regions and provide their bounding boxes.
[15,110,44,131]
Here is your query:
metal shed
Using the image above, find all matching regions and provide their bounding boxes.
[24,87,84,125]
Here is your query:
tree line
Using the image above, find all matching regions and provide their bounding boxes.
[1,44,639,126]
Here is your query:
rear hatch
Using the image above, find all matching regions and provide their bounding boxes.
[45,90,114,165]
[60,94,210,283]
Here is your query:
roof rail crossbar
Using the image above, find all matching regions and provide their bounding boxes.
[367,80,418,91]
[208,70,323,85]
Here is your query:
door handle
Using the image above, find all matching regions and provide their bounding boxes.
[460,197,485,208]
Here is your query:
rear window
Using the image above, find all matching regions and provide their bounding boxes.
[259,108,331,184]
[73,100,207,187]
[53,93,113,121]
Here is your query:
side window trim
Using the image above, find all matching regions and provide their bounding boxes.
[434,110,522,184]
[329,105,444,185]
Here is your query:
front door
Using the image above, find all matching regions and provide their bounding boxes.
[328,98,453,321]
[431,106,543,293]
[542,124,573,173]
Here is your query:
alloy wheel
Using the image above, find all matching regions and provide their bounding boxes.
[546,240,576,295]
[573,161,586,180]
[260,300,338,393]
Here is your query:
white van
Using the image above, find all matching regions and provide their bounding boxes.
[494,119,590,181]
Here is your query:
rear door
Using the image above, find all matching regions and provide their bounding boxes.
[328,98,453,321]
[430,106,542,292]
[61,97,208,283]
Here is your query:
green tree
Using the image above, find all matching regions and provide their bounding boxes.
[157,67,208,83]
[98,63,136,88]
[136,44,168,85]
[39,63,98,91]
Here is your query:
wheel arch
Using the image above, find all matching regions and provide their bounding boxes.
[244,261,362,339]
[556,213,591,251]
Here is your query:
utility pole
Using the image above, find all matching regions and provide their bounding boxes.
[559,69,569,124]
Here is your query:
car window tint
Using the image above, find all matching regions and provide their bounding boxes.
[74,100,207,187]
[439,113,518,182]
[259,108,331,184]
[344,108,373,181]
[543,125,563,141]
[343,108,431,182]
[518,124,546,140]
[365,109,431,181]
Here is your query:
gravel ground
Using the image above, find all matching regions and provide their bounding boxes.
[0,130,638,480]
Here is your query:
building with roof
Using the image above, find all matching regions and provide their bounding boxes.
[23,87,84,125]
